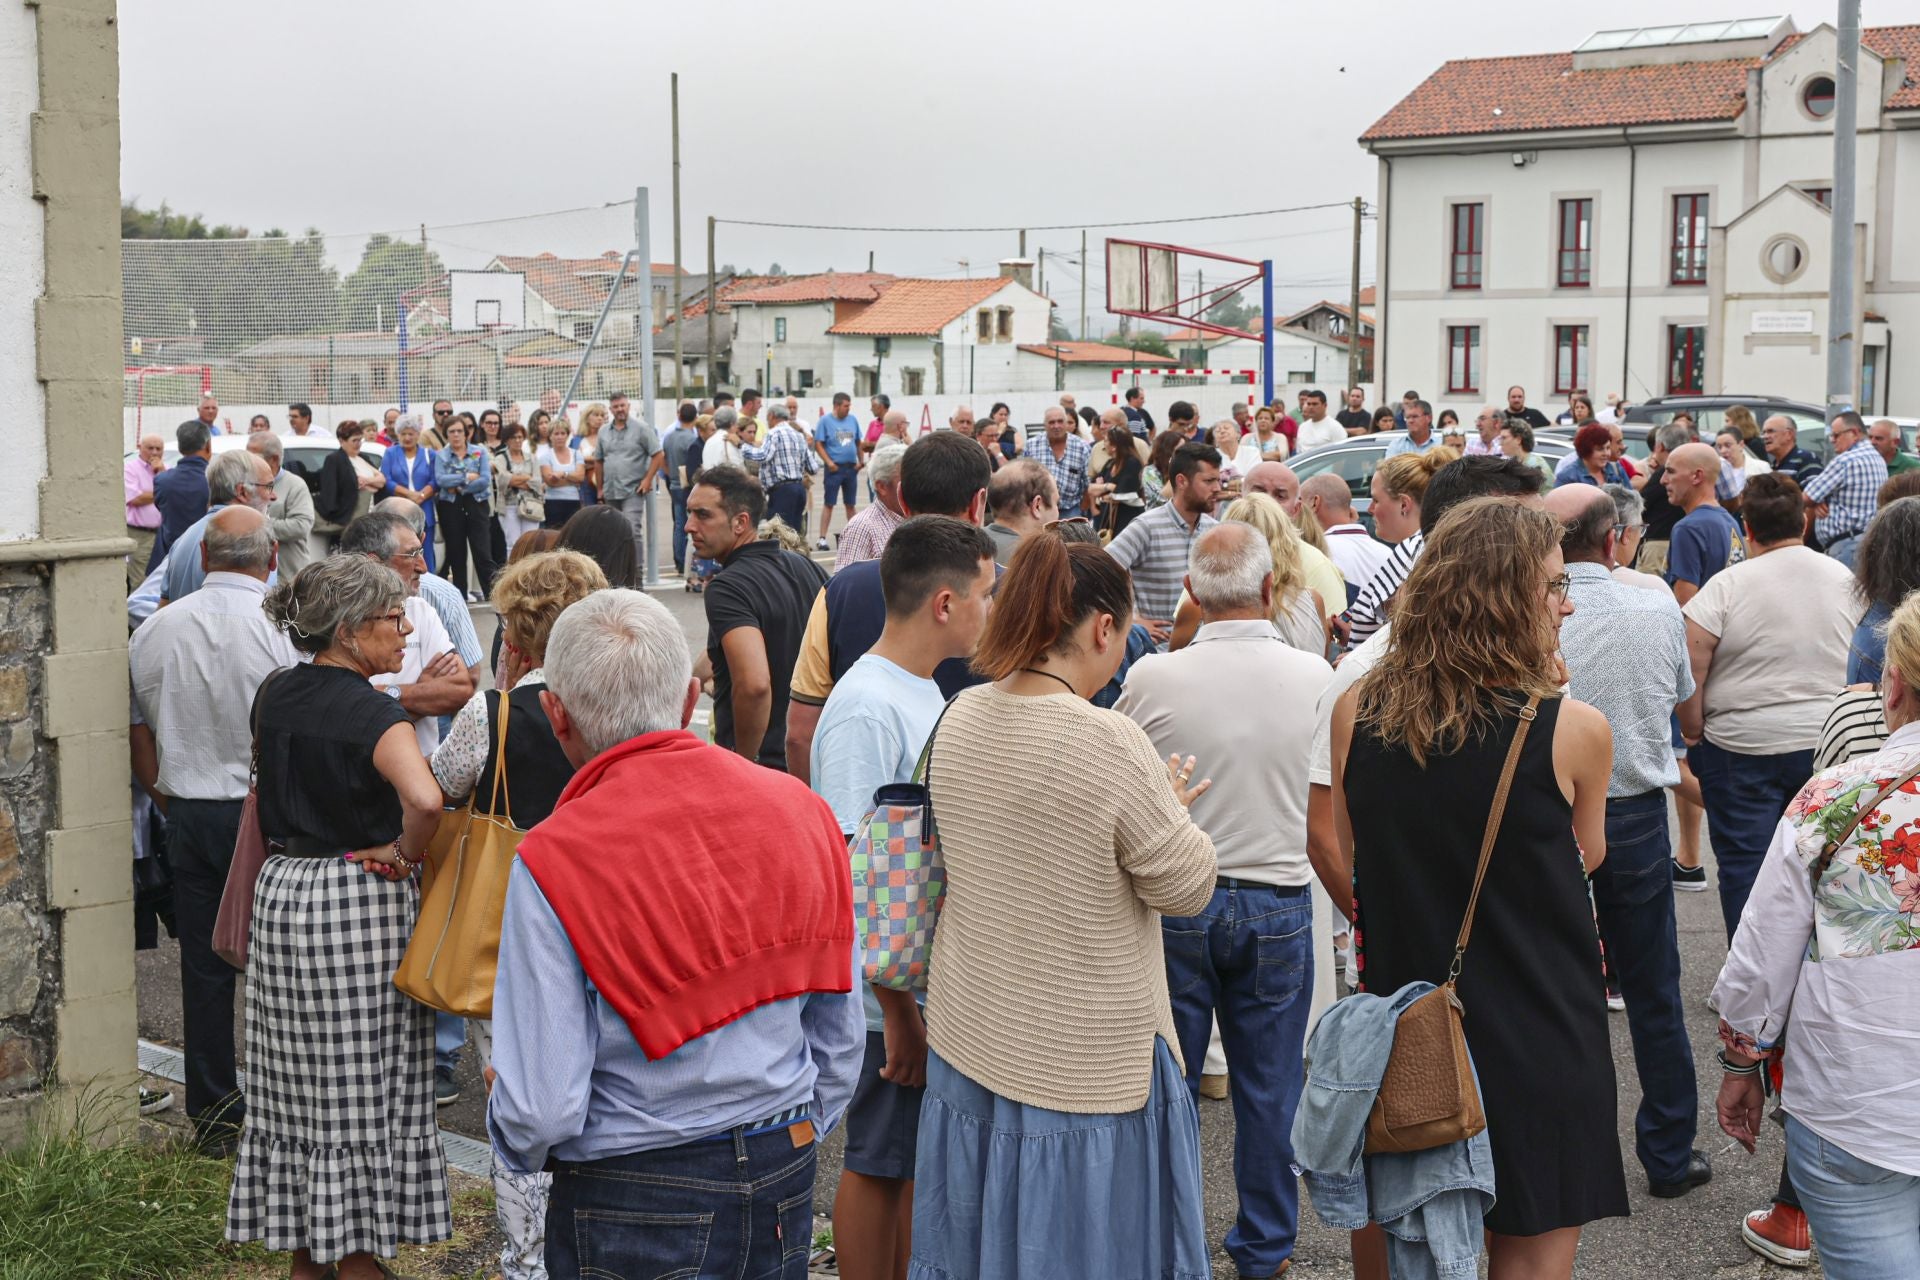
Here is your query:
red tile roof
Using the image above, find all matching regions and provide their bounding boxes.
[1362,25,1920,142]
[1284,301,1376,329]
[1016,342,1177,366]
[490,252,683,312]
[1158,325,1262,343]
[727,272,896,305]
[828,277,1014,336]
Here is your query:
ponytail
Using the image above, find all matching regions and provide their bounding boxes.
[971,531,1133,679]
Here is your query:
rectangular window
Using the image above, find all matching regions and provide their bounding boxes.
[572,319,592,340]
[902,368,925,396]
[797,368,814,389]
[1671,194,1709,285]
[1805,186,1832,208]
[1446,325,1481,395]
[1449,203,1483,289]
[1556,199,1592,287]
[977,309,993,340]
[774,316,788,342]
[996,307,1014,341]
[1667,324,1705,394]
[1553,325,1590,395]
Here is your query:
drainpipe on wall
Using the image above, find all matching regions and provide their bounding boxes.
[1377,156,1392,400]
[1621,130,1638,401]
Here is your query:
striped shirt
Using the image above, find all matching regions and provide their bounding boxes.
[1801,439,1888,543]
[1023,433,1093,515]
[1105,502,1219,646]
[1815,687,1888,771]
[1343,530,1423,644]
[742,423,819,488]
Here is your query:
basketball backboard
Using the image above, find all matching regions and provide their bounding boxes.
[1106,241,1179,315]
[449,270,527,332]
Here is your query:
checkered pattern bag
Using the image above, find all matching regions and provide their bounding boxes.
[848,699,957,990]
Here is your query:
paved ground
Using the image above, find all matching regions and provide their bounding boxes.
[132,490,1819,1275]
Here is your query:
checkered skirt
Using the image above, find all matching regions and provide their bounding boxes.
[226,855,452,1262]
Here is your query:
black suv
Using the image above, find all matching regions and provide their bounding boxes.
[1619,395,1831,462]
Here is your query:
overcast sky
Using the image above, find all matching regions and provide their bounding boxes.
[119,1,1911,325]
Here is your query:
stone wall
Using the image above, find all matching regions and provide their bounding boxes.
[0,566,51,1106]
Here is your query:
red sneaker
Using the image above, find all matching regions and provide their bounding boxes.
[1742,1202,1812,1268]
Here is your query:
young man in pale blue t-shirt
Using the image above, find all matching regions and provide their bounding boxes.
[809,515,997,1280]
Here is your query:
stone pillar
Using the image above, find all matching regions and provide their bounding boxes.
[0,0,134,1144]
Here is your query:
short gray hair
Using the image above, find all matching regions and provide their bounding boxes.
[208,449,265,504]
[263,556,404,655]
[397,413,423,434]
[712,405,739,431]
[543,589,691,755]
[203,510,273,573]
[766,403,791,424]
[869,445,905,486]
[1654,422,1692,452]
[374,495,426,535]
[1604,482,1644,528]
[1187,521,1272,612]
[245,431,283,460]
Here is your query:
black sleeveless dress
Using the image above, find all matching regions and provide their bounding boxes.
[1344,695,1629,1236]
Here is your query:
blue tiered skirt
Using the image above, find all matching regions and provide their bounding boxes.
[908,1037,1210,1280]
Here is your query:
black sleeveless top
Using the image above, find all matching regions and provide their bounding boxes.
[1344,694,1628,1236]
[473,680,575,827]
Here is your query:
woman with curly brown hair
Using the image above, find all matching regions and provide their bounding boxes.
[1329,498,1626,1277]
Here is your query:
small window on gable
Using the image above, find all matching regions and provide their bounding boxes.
[996,307,1014,342]
[775,317,788,342]
[977,309,993,341]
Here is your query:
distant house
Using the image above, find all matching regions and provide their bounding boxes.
[1281,298,1375,382]
[229,327,643,405]
[484,252,687,347]
[730,267,1052,397]
[1011,341,1176,393]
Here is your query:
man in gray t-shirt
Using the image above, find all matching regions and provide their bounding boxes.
[599,390,664,572]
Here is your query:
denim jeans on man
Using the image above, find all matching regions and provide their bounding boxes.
[670,486,691,574]
[1590,790,1696,1185]
[544,1127,816,1280]
[167,797,247,1143]
[435,1011,464,1075]
[766,480,807,533]
[1163,881,1312,1276]
[1687,741,1814,939]
[1786,1116,1920,1280]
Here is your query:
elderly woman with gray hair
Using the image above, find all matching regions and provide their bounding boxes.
[380,412,440,572]
[228,555,452,1279]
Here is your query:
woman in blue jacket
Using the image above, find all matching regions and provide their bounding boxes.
[381,414,440,571]
[434,417,497,598]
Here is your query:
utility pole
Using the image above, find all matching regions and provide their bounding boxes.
[706,215,717,394]
[1019,228,1027,259]
[1079,229,1087,340]
[1349,196,1365,396]
[636,189,660,587]
[671,72,684,400]
[1827,0,1862,421]
[868,249,875,271]
[1038,247,1046,301]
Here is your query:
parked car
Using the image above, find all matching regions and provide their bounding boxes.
[1620,395,1830,462]
[1290,431,1574,521]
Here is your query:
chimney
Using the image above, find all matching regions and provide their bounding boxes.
[998,257,1035,290]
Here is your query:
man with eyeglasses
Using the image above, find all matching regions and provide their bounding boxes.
[1546,483,1710,1202]
[1799,411,1887,567]
[1760,414,1822,486]
[340,510,475,756]
[158,449,279,607]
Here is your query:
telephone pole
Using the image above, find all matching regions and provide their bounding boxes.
[706,215,717,395]
[670,73,684,400]
[1349,196,1365,395]
[1827,0,1861,420]
[1079,229,1087,340]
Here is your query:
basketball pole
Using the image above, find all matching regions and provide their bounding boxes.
[1261,260,1275,408]
[671,72,684,402]
[637,189,662,587]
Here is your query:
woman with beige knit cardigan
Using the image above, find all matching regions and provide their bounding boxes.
[912,531,1219,1280]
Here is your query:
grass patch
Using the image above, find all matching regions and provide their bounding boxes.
[0,1102,266,1280]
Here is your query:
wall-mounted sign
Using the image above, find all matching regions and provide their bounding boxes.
[1751,310,1815,334]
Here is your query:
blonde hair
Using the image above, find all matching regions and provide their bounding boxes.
[1884,591,1920,698]
[490,549,609,661]
[1725,403,1759,440]
[1222,492,1309,615]
[1375,445,1460,506]
[580,403,608,434]
[1355,497,1564,765]
[1294,501,1328,553]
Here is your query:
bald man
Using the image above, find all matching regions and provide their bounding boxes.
[126,433,168,592]
[1300,472,1389,593]
[1242,461,1350,627]
[1660,443,1746,606]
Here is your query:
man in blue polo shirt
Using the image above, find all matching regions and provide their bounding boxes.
[813,392,864,551]
[151,419,213,571]
[1661,443,1745,606]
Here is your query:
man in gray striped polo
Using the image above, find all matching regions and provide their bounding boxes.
[1105,441,1223,649]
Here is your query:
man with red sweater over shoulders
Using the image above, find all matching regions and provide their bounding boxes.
[489,588,861,1280]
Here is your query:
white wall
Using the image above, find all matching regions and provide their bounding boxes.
[733,300,838,394]
[0,4,46,542]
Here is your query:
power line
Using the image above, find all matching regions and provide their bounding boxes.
[713,201,1352,235]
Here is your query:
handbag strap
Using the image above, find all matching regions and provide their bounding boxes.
[910,691,965,845]
[483,685,516,827]
[1446,695,1540,988]
[1812,753,1920,890]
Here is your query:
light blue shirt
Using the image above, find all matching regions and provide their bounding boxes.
[416,570,483,667]
[1383,432,1439,458]
[814,412,862,465]
[812,653,946,1035]
[159,505,224,604]
[1558,562,1693,796]
[487,860,863,1174]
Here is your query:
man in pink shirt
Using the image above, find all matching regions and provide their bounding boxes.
[124,433,166,592]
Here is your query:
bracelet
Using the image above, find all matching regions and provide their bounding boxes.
[393,839,423,869]
[1716,1049,1761,1075]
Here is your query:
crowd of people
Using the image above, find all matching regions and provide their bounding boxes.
[120,374,1920,1280]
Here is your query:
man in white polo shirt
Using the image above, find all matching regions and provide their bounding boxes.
[1117,521,1332,1280]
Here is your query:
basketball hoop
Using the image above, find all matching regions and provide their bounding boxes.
[1106,237,1275,405]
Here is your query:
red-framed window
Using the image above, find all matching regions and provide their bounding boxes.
[1553,326,1590,396]
[1449,203,1483,290]
[1805,186,1833,208]
[1667,324,1705,395]
[1556,199,1592,287]
[1671,194,1709,285]
[1446,325,1481,395]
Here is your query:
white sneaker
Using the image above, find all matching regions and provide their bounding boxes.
[138,1085,173,1116]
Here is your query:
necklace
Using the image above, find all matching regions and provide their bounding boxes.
[1017,667,1077,695]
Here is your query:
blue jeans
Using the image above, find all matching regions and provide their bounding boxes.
[1824,533,1863,569]
[1163,881,1313,1276]
[1786,1116,1920,1280]
[1688,741,1814,940]
[1591,790,1696,1185]
[545,1128,817,1280]
[669,487,691,574]
[766,480,806,532]
[435,1011,465,1073]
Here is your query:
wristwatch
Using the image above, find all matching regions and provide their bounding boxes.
[386,685,403,700]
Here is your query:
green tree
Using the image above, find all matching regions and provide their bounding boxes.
[1204,288,1255,331]
[1103,329,1172,357]
[121,199,248,240]
[1049,313,1073,342]
[340,235,447,332]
